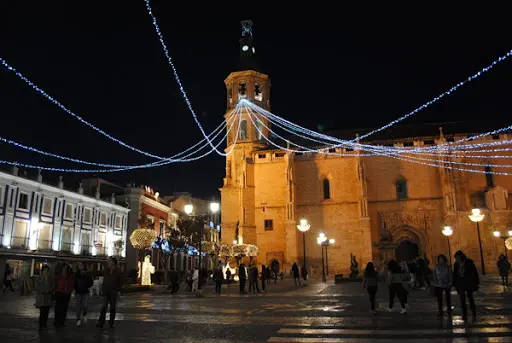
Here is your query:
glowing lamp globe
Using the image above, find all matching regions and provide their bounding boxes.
[469,208,485,223]
[442,225,453,237]
[210,202,220,213]
[494,231,501,238]
[318,233,327,243]
[184,204,193,215]
[297,218,311,232]
[329,238,335,244]
[508,230,512,237]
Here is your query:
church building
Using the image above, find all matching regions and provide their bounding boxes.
[220,22,512,277]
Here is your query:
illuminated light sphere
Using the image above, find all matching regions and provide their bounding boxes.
[469,208,485,223]
[494,231,501,238]
[297,218,311,232]
[505,238,512,251]
[329,238,335,244]
[210,202,220,213]
[442,225,453,237]
[184,204,193,215]
[508,230,512,237]
[130,228,157,250]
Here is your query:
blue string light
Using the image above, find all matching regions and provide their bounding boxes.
[143,0,225,156]
[0,58,165,160]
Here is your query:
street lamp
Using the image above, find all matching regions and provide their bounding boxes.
[442,225,453,266]
[493,230,512,258]
[297,218,311,270]
[468,208,486,275]
[317,233,335,282]
[210,202,220,213]
[184,204,193,215]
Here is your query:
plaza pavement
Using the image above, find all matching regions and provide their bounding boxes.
[0,276,511,342]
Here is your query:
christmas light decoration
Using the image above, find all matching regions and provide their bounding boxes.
[130,228,157,251]
[143,0,223,155]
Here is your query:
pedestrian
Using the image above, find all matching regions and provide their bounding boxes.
[362,262,379,315]
[261,265,267,292]
[416,256,427,289]
[192,267,199,293]
[54,264,74,328]
[225,268,231,284]
[453,250,479,321]
[168,268,179,294]
[301,265,308,284]
[292,262,300,286]
[250,264,260,293]
[186,270,193,292]
[74,262,94,326]
[386,260,408,314]
[213,266,224,296]
[35,265,54,331]
[265,267,271,285]
[238,263,247,294]
[497,255,510,286]
[3,263,14,293]
[431,254,452,318]
[97,257,123,329]
[248,264,255,293]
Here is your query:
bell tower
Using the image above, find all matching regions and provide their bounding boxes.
[220,20,271,247]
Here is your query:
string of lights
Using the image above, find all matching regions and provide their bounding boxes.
[247,106,512,173]
[0,107,243,173]
[0,57,165,160]
[143,0,224,156]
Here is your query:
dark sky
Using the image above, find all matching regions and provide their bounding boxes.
[1,3,511,199]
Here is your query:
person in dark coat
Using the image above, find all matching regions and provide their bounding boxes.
[74,262,94,326]
[292,262,300,286]
[97,257,123,328]
[453,250,479,321]
[261,265,267,291]
[54,264,74,328]
[497,255,511,286]
[238,264,247,294]
[213,266,224,296]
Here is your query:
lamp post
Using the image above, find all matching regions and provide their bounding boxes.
[442,225,453,266]
[468,208,486,275]
[297,218,311,270]
[184,201,220,290]
[493,230,512,258]
[317,233,335,282]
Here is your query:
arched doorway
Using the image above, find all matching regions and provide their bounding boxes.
[270,259,280,273]
[395,240,419,262]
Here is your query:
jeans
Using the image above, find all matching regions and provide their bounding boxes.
[435,287,452,314]
[388,283,406,309]
[459,289,476,318]
[39,306,50,328]
[215,280,222,295]
[76,293,89,319]
[367,286,378,310]
[54,292,71,327]
[98,291,118,326]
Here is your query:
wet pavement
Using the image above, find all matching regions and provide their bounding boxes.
[1,277,512,342]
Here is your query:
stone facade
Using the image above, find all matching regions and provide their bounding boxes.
[220,65,512,278]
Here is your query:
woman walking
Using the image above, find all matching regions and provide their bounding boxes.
[54,264,74,328]
[453,250,479,321]
[432,254,452,317]
[213,266,224,296]
[35,265,54,331]
[497,255,510,286]
[386,260,408,314]
[74,262,94,326]
[362,262,379,315]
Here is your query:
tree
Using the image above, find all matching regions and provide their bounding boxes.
[201,241,221,268]
[153,224,187,285]
[219,244,233,265]
[129,227,157,285]
[233,244,248,265]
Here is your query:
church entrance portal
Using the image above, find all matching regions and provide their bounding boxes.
[270,259,280,273]
[395,240,419,262]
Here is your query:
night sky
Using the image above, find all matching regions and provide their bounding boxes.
[1,3,511,199]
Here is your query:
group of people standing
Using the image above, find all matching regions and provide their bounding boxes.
[362,250,481,321]
[236,263,274,294]
[34,256,122,331]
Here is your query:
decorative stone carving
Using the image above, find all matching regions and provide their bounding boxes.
[485,186,508,210]
[378,211,431,232]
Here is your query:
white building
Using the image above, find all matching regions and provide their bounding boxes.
[0,167,130,276]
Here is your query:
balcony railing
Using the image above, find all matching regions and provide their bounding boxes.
[11,236,28,249]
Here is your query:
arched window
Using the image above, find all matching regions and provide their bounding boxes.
[323,179,331,200]
[238,82,247,99]
[484,166,494,188]
[239,119,248,140]
[395,178,408,200]
[254,83,263,101]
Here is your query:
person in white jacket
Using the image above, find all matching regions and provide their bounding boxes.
[192,268,199,293]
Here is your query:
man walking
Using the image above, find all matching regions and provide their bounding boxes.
[97,257,123,329]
